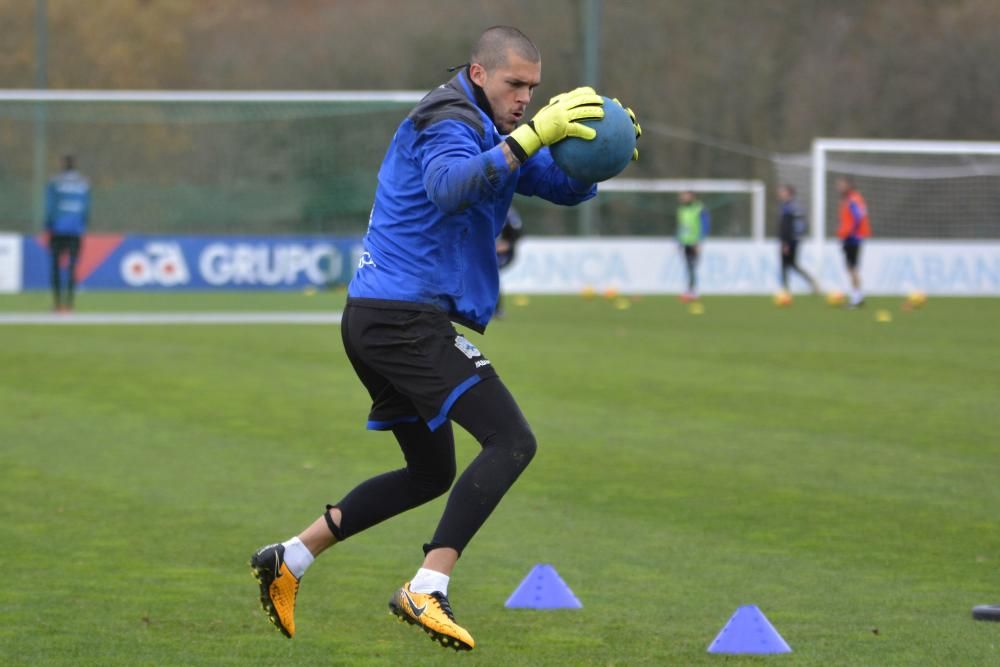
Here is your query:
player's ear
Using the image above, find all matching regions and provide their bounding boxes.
[468,63,487,87]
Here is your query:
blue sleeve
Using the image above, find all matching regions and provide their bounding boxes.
[415,120,517,215]
[700,208,711,237]
[848,201,863,234]
[514,148,596,206]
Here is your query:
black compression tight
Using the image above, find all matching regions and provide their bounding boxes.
[334,420,456,539]
[333,376,536,556]
[427,377,537,554]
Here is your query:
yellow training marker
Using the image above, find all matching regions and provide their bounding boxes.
[826,290,847,306]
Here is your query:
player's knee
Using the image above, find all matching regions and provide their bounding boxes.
[430,461,457,497]
[507,424,537,469]
[410,460,455,499]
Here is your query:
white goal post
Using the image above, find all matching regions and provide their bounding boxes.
[602,178,767,240]
[810,137,1000,270]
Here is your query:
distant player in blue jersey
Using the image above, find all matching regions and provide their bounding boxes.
[46,154,90,312]
[777,185,819,293]
[251,26,640,651]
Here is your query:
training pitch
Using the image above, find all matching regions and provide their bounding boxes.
[1,291,998,666]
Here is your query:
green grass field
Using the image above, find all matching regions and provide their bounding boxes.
[2,291,998,666]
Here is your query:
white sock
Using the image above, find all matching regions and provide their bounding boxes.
[851,289,863,304]
[410,567,450,595]
[281,536,315,579]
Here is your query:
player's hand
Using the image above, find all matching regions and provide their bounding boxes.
[506,87,604,161]
[613,98,641,161]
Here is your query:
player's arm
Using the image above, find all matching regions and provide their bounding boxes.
[514,148,595,205]
[848,200,865,237]
[417,120,522,215]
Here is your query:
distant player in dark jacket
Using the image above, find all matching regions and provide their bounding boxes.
[251,26,640,651]
[777,185,819,293]
[494,206,524,317]
[46,154,90,312]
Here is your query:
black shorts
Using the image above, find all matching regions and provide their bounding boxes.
[50,234,81,256]
[341,298,498,432]
[842,241,861,269]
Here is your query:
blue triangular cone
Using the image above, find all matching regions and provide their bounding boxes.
[707,605,792,654]
[504,563,582,609]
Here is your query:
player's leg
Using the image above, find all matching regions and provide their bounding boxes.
[425,376,534,559]
[250,303,461,639]
[252,419,456,638]
[328,420,457,542]
[65,236,81,310]
[296,421,455,557]
[694,245,700,293]
[788,241,820,293]
[844,242,864,307]
[49,236,63,310]
[390,377,535,651]
[683,244,697,296]
[780,244,791,290]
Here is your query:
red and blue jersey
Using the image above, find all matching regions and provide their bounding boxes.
[837,190,871,243]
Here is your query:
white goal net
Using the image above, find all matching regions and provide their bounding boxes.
[805,139,1000,242]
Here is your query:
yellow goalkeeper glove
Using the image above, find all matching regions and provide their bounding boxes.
[506,86,605,162]
[613,97,642,161]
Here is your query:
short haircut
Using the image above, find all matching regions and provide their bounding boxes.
[781,184,796,196]
[837,176,854,188]
[470,26,540,70]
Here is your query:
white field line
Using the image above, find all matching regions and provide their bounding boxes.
[0,311,343,326]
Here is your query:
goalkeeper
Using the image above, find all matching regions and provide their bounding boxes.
[251,26,639,652]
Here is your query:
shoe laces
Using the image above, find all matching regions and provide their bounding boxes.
[430,592,456,621]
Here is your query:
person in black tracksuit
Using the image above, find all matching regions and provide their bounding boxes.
[777,185,819,293]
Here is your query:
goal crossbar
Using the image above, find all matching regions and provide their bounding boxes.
[0,89,427,104]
